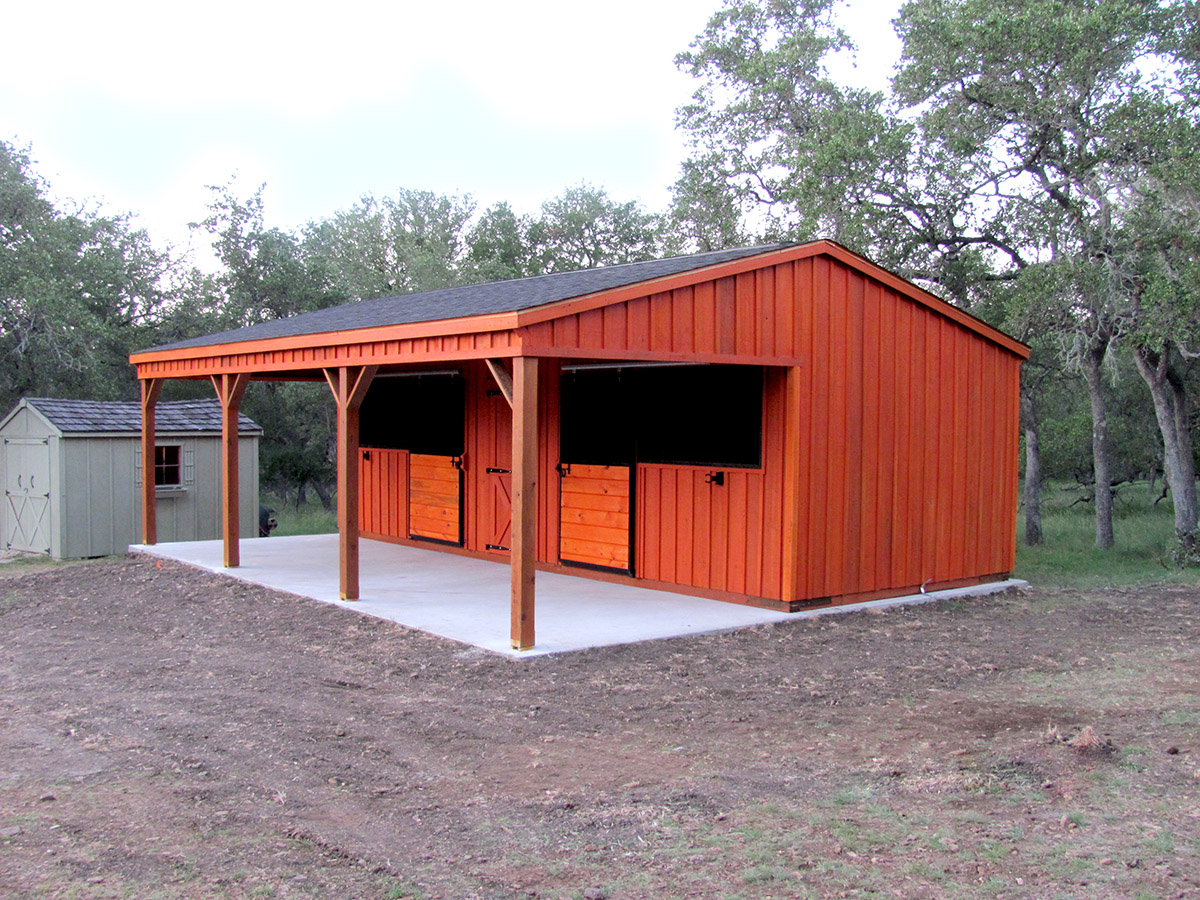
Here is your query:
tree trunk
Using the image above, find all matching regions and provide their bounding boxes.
[1166,363,1197,521]
[1135,344,1199,544]
[311,479,334,511]
[1020,384,1043,545]
[1082,339,1115,548]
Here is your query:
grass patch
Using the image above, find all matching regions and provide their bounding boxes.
[1015,481,1200,588]
[262,492,336,537]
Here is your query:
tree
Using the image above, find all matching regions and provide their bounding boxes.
[676,0,1200,548]
[534,184,666,271]
[180,182,351,504]
[464,202,544,282]
[0,141,170,410]
[893,0,1200,545]
[304,189,477,299]
[669,155,749,252]
[191,181,346,329]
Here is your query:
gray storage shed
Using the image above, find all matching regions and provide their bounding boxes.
[1,398,261,559]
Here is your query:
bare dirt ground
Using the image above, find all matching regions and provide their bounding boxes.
[1,556,1197,900]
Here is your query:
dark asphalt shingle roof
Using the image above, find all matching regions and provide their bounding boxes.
[145,244,793,353]
[25,398,262,435]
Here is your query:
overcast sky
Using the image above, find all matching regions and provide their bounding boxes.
[1,0,902,255]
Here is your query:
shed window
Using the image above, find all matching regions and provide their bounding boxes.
[561,365,763,468]
[155,445,182,486]
[359,374,465,456]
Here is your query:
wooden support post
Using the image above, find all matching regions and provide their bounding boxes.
[211,373,249,568]
[324,365,378,600]
[485,358,514,407]
[780,366,803,607]
[510,357,539,650]
[140,378,163,545]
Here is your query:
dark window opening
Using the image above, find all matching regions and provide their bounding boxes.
[155,445,182,486]
[561,365,763,469]
[360,375,465,456]
[560,368,635,466]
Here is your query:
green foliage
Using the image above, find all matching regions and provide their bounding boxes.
[0,140,170,410]
[535,183,666,271]
[464,202,543,281]
[302,188,476,299]
[192,180,348,328]
[263,490,336,536]
[247,382,335,506]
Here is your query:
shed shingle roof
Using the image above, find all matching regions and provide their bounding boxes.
[25,398,262,435]
[146,244,793,353]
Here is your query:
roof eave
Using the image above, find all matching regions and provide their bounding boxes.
[129,240,1030,369]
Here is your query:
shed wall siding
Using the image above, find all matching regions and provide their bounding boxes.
[789,258,1020,601]
[54,434,259,558]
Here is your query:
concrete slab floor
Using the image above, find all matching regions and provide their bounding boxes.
[131,534,1025,658]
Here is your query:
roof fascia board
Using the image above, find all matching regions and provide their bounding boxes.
[135,346,519,380]
[129,310,522,366]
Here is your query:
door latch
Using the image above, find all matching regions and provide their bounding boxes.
[705,471,725,486]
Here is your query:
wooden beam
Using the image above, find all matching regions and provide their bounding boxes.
[780,366,804,606]
[211,373,249,567]
[325,365,378,600]
[140,378,163,545]
[485,358,514,408]
[510,357,539,650]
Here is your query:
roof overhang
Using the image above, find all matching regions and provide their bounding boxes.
[130,241,1030,381]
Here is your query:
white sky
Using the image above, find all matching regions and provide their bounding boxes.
[1,0,902,257]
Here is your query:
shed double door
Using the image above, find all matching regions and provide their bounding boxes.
[3,438,51,555]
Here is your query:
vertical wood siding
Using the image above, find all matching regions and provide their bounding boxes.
[788,257,1020,602]
[465,362,512,553]
[463,359,561,562]
[358,447,408,540]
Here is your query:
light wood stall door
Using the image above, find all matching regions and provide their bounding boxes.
[558,464,631,573]
[408,453,462,545]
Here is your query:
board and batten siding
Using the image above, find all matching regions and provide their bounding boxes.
[359,447,410,541]
[599,255,1020,605]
